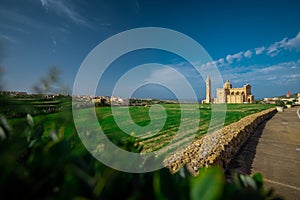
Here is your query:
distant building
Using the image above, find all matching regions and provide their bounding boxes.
[262,95,298,104]
[110,96,124,103]
[216,80,254,103]
[203,78,254,104]
[0,91,28,96]
[202,76,212,103]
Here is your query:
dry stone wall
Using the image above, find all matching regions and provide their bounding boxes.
[163,108,277,176]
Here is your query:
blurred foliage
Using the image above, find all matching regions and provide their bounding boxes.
[275,100,285,107]
[33,66,70,95]
[0,95,67,118]
[0,109,283,199]
[0,65,3,91]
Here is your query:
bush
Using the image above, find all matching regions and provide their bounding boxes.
[275,100,285,107]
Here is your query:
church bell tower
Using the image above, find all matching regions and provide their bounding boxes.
[206,76,211,103]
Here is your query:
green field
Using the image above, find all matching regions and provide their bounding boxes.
[0,97,277,199]
[8,100,274,153]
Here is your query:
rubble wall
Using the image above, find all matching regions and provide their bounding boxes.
[163,108,277,176]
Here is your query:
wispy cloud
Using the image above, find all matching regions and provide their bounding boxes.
[1,24,29,34]
[221,59,300,97]
[0,8,71,46]
[243,50,253,58]
[0,8,68,33]
[0,33,16,44]
[225,52,243,64]
[199,31,300,68]
[254,46,265,55]
[281,32,300,51]
[259,65,283,73]
[40,0,92,28]
[266,32,300,56]
[218,58,225,65]
[267,37,287,57]
[0,9,43,29]
[220,59,300,85]
[40,0,49,9]
[194,31,300,98]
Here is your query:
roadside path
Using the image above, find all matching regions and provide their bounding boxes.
[226,106,300,199]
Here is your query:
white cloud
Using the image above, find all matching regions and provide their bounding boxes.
[220,59,300,92]
[266,76,277,81]
[0,34,16,43]
[218,58,225,65]
[285,73,300,79]
[266,32,300,56]
[40,0,49,10]
[214,32,300,67]
[226,52,243,64]
[225,54,233,64]
[1,24,29,34]
[259,59,300,73]
[198,32,300,72]
[267,46,277,57]
[232,52,244,60]
[207,61,216,67]
[260,65,283,73]
[244,50,253,58]
[267,38,287,57]
[254,46,265,55]
[226,55,236,64]
[282,31,300,50]
[0,8,68,34]
[40,0,91,28]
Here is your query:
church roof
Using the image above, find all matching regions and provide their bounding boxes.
[224,80,232,89]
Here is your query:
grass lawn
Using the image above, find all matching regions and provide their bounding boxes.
[7,101,275,153]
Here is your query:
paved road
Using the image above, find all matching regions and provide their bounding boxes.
[226,106,300,200]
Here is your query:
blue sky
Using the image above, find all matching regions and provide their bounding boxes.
[0,0,299,100]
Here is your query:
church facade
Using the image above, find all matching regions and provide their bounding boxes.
[203,77,254,104]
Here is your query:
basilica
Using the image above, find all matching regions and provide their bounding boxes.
[203,77,254,104]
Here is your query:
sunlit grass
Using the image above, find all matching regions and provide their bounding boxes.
[7,100,275,153]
